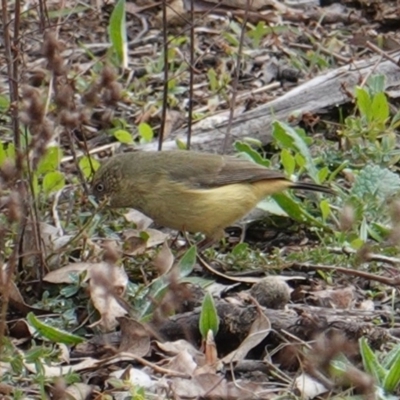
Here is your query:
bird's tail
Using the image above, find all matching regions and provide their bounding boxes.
[291,182,335,195]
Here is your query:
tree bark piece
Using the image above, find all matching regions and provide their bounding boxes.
[141,50,400,153]
[156,302,390,355]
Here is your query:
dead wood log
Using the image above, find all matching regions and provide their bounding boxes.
[141,50,400,154]
[156,301,390,355]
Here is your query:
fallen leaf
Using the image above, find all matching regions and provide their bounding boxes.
[222,312,271,364]
[118,317,150,357]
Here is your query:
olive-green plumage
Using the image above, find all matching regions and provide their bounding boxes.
[91,150,333,239]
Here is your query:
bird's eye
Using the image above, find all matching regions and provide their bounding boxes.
[96,183,105,192]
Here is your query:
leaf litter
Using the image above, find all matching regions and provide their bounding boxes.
[2,0,400,399]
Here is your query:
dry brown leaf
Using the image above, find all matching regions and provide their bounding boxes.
[155,0,186,26]
[164,349,198,376]
[294,373,329,399]
[64,383,94,400]
[109,365,154,389]
[25,357,100,376]
[171,373,268,398]
[152,240,174,276]
[118,317,150,357]
[155,339,205,360]
[163,109,184,139]
[311,286,355,309]
[44,262,130,331]
[122,228,169,255]
[22,222,73,269]
[222,312,271,364]
[1,273,49,316]
[124,209,153,230]
[357,299,375,311]
[89,264,129,331]
[44,262,128,288]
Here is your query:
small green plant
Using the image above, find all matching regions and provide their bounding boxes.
[108,0,127,68]
[340,74,400,166]
[0,141,66,202]
[359,337,400,398]
[207,67,232,94]
[247,21,270,48]
[27,313,84,345]
[199,292,219,340]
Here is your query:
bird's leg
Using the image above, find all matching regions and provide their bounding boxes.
[196,236,217,252]
[196,229,225,252]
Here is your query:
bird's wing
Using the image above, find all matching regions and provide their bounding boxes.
[164,152,287,188]
[211,156,287,186]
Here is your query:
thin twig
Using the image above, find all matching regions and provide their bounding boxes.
[221,0,251,154]
[158,0,169,151]
[0,0,23,355]
[288,262,400,288]
[186,0,195,150]
[366,41,400,68]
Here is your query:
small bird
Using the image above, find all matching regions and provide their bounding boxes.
[91,150,333,241]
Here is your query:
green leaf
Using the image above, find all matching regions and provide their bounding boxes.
[256,197,288,217]
[138,122,153,143]
[175,139,187,150]
[367,223,384,242]
[79,156,100,179]
[359,337,386,385]
[60,285,80,298]
[281,149,295,176]
[180,276,213,288]
[32,173,39,198]
[371,92,389,123]
[355,87,371,120]
[108,0,127,68]
[114,129,133,144]
[383,351,400,392]
[138,279,169,319]
[177,245,196,278]
[234,141,270,168]
[42,171,65,194]
[47,5,89,18]
[328,160,348,182]
[351,164,400,200]
[350,237,364,250]
[317,166,329,183]
[0,94,10,111]
[295,153,306,169]
[272,192,325,228]
[241,137,263,148]
[367,74,386,95]
[390,110,400,129]
[37,146,63,174]
[207,68,218,92]
[383,345,400,370]
[232,242,249,256]
[222,31,239,47]
[359,217,368,242]
[320,199,330,222]
[272,121,318,181]
[27,313,84,345]
[0,142,7,165]
[248,21,268,48]
[199,292,219,339]
[6,143,15,159]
